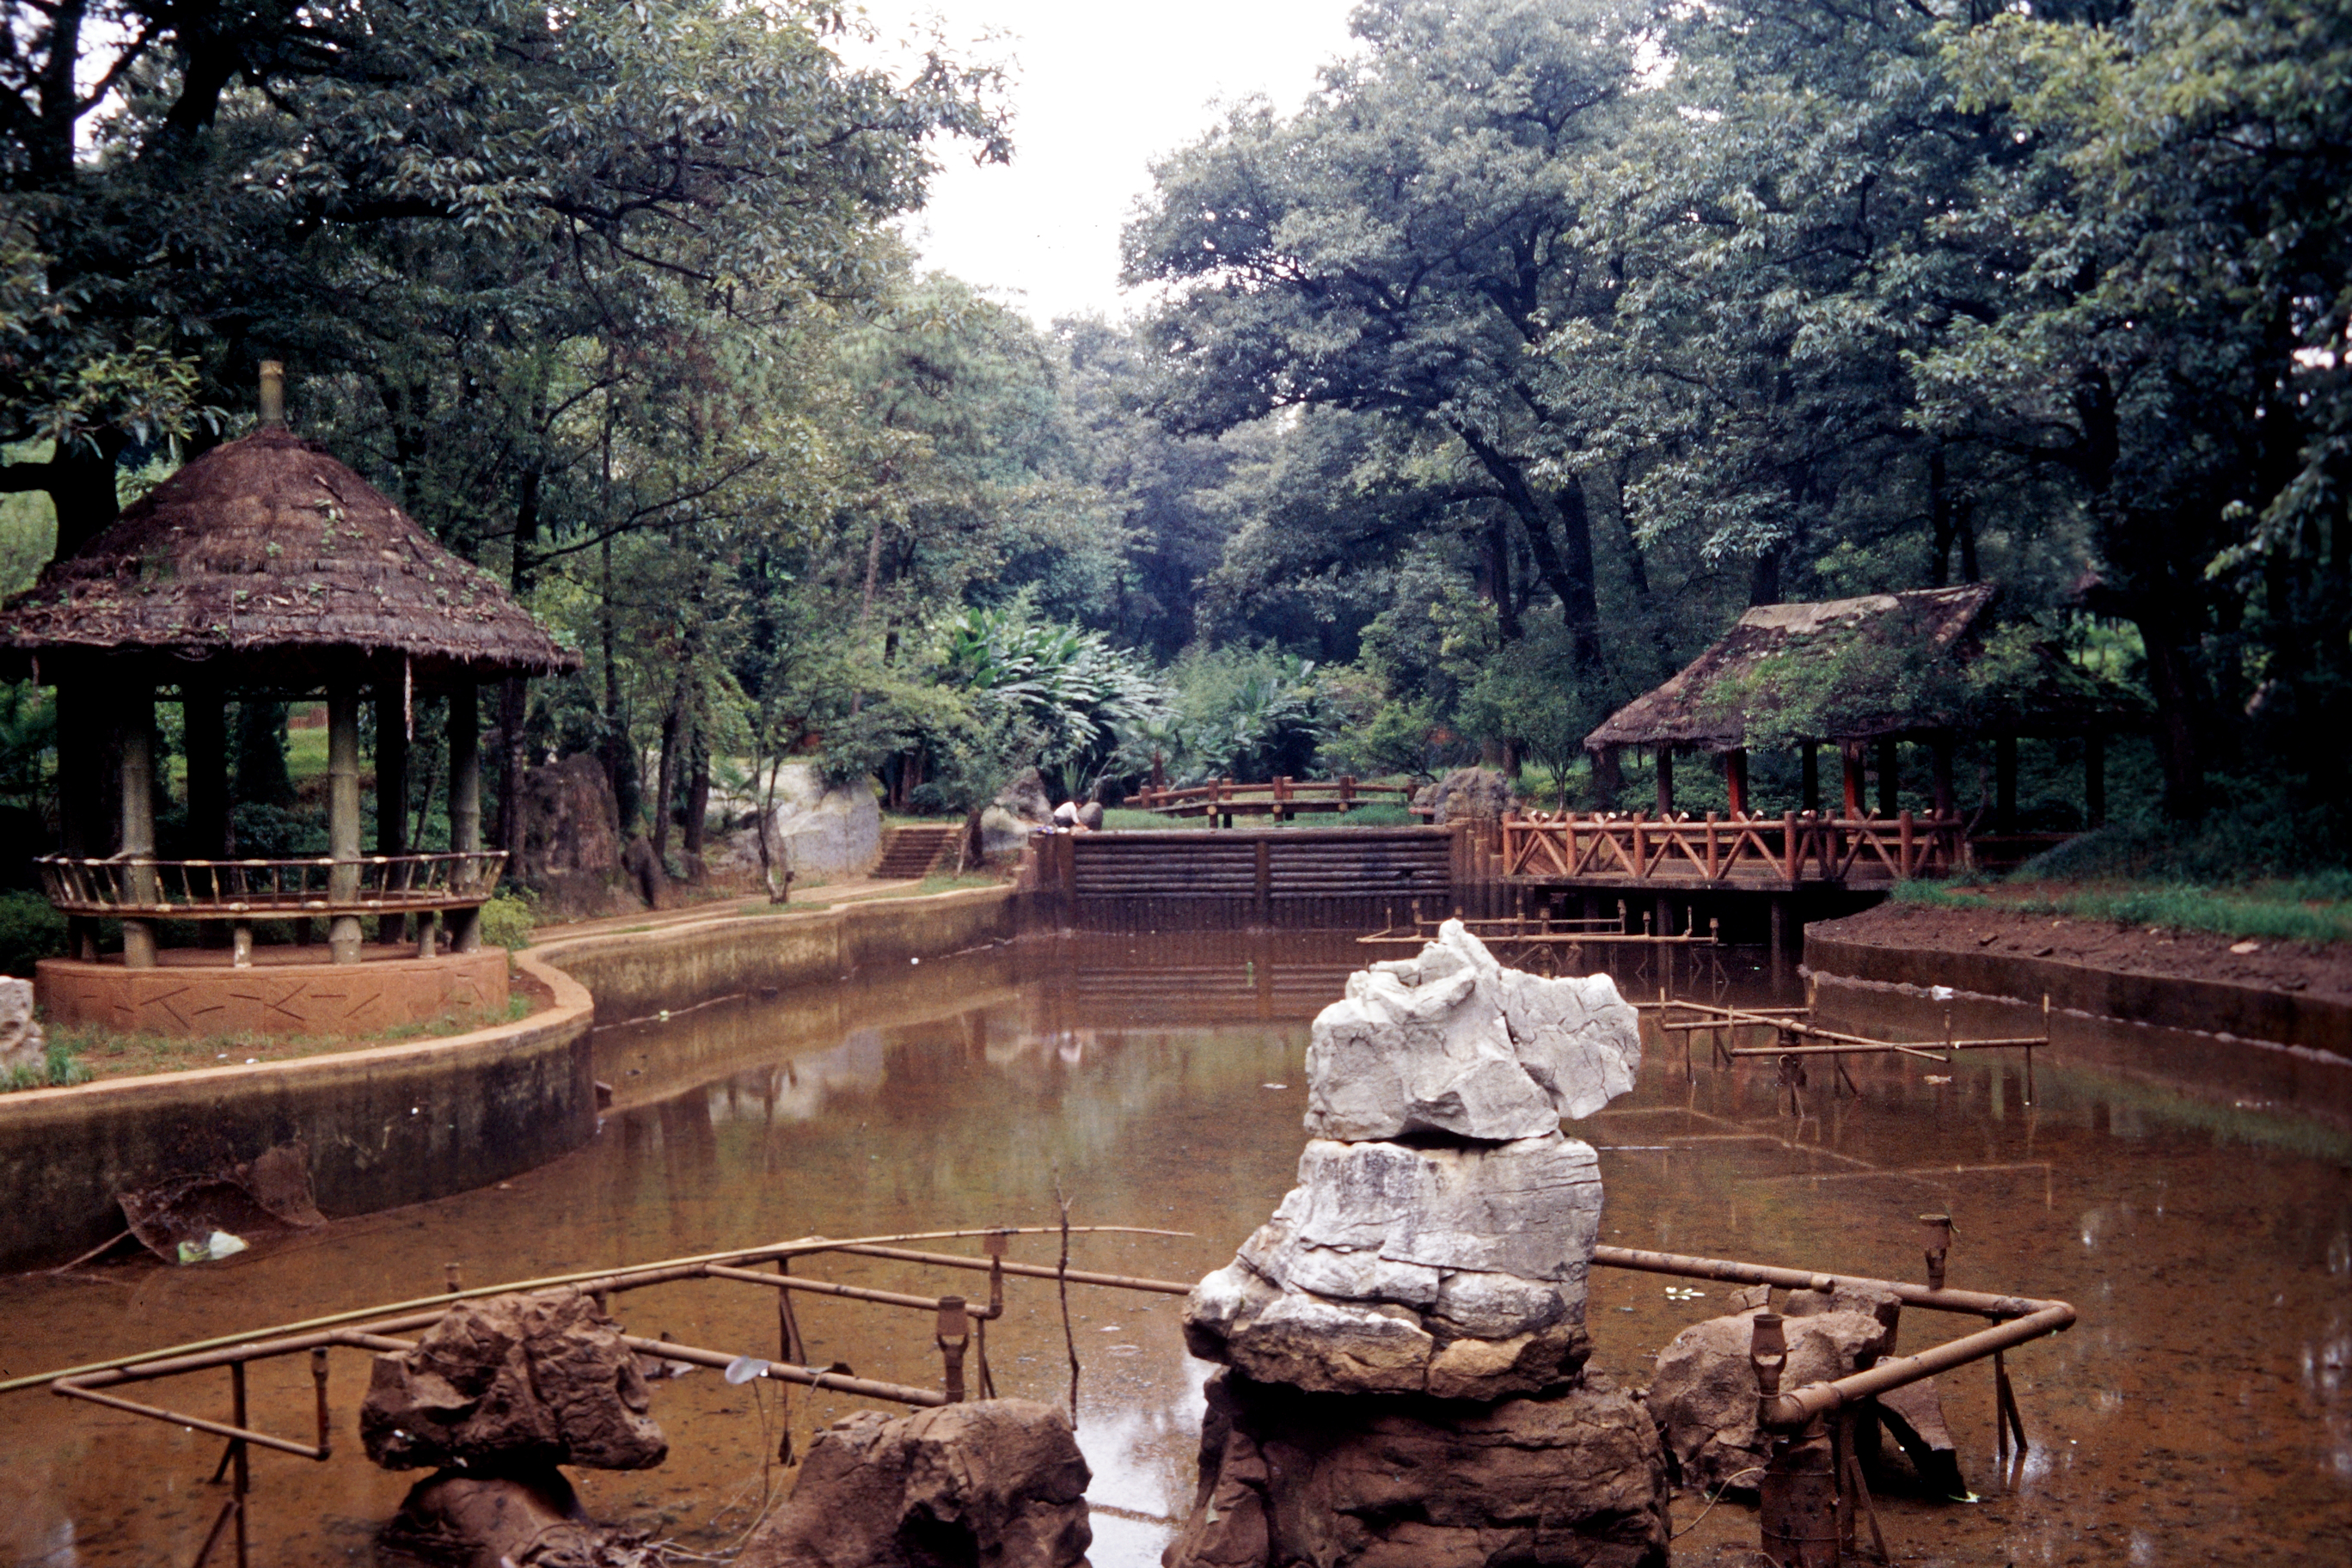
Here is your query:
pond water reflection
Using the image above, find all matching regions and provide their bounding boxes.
[0,931,2344,1567]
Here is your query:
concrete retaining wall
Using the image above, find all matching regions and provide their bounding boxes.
[0,887,1024,1273]
[1804,925,2351,1056]
[534,886,1020,1023]
[0,950,596,1271]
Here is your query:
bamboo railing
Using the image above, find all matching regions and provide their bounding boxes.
[34,851,507,918]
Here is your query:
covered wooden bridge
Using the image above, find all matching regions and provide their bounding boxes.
[1493,585,2141,934]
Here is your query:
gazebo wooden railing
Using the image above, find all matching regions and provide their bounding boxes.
[34,851,506,964]
[1499,810,1968,886]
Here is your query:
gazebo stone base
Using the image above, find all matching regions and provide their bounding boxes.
[35,946,509,1039]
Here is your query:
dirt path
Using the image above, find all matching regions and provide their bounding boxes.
[1814,900,2352,1004]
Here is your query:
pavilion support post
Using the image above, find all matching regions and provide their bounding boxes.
[1800,743,1820,815]
[1656,747,1675,817]
[1875,737,1899,818]
[449,683,483,953]
[376,677,408,941]
[1932,734,1957,819]
[328,678,364,964]
[1724,748,1749,818]
[1994,734,2018,832]
[119,689,160,968]
[2085,732,2107,828]
[185,683,230,948]
[56,676,103,961]
[1841,744,1865,819]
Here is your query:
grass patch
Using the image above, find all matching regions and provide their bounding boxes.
[1894,877,2352,946]
[2,1038,92,1093]
[32,992,536,1083]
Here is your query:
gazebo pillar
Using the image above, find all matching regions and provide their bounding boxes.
[1655,747,1675,816]
[119,686,159,969]
[55,676,102,960]
[1799,742,1820,814]
[1931,734,1957,818]
[449,682,483,953]
[377,668,408,941]
[2085,732,2107,827]
[1840,744,1865,818]
[1722,748,1749,817]
[1875,737,1899,818]
[184,681,230,948]
[327,677,364,964]
[1994,734,2018,832]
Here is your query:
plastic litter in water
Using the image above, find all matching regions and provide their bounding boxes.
[1931,985,1957,1001]
[724,1356,770,1386]
[176,1230,248,1265]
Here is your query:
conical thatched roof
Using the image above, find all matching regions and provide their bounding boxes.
[0,427,578,685]
[1587,584,2145,751]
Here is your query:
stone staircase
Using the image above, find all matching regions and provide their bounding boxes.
[872,824,960,880]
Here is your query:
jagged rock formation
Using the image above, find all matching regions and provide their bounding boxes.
[1170,922,1665,1567]
[1645,1288,1898,1493]
[1169,1370,1667,1568]
[739,1399,1092,1568]
[360,1293,667,1473]
[0,976,44,1076]
[1185,922,1638,1403]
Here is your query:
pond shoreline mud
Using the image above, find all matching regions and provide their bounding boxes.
[1806,903,2351,1056]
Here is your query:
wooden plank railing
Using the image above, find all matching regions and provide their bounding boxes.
[34,851,508,918]
[1498,811,1968,885]
[1129,776,1412,821]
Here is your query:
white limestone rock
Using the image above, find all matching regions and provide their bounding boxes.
[0,976,42,1076]
[1302,921,1639,1141]
[756,763,882,878]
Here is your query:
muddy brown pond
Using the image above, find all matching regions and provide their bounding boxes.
[1,931,2346,1566]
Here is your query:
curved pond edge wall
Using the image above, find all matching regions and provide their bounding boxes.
[0,949,596,1271]
[0,886,1026,1273]
[1804,918,2351,1058]
[530,885,1023,1024]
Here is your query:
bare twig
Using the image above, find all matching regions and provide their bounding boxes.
[1054,1170,1079,1427]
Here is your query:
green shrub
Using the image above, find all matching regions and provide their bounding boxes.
[477,891,538,950]
[3,1038,89,1093]
[0,891,66,977]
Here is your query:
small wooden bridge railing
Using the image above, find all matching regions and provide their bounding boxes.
[1499,810,1968,885]
[1130,775,1412,821]
[35,851,508,918]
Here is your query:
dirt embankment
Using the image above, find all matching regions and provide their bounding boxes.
[1812,901,2352,1005]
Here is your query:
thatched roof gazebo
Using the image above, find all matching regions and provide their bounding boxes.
[1586,584,2144,825]
[0,364,579,1030]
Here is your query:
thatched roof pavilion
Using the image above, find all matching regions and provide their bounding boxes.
[1587,584,2144,825]
[0,425,573,689]
[1,364,578,978]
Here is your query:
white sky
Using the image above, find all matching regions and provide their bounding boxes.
[849,2,1361,325]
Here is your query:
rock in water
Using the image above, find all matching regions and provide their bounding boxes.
[1168,1370,1668,1568]
[381,1469,605,1568]
[0,975,45,1076]
[360,1293,667,1473]
[1645,1304,1896,1493]
[738,1399,1091,1568]
[1304,921,1639,1141]
[1172,923,1668,1565]
[1187,1134,1601,1399]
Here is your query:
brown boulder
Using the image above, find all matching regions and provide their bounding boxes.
[1645,1305,1894,1494]
[380,1468,606,1568]
[740,1398,1092,1568]
[359,1293,667,1473]
[516,754,626,912]
[1166,1370,1668,1568]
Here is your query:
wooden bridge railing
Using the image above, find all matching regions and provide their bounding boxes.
[1498,810,1968,885]
[1129,776,1412,821]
